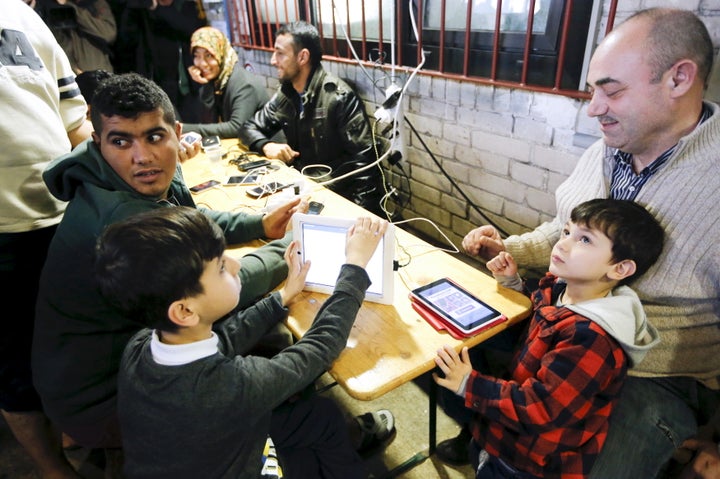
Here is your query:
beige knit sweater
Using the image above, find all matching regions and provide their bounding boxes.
[505,101,720,389]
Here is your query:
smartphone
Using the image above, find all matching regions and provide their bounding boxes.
[189,179,220,193]
[181,132,201,145]
[246,182,291,198]
[201,135,221,150]
[237,159,271,171]
[225,174,259,185]
[307,201,325,215]
[409,278,506,335]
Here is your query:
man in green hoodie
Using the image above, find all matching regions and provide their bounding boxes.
[32,72,303,452]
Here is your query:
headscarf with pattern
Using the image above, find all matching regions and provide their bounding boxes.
[190,27,238,95]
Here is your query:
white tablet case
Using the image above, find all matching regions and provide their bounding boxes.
[292,213,395,304]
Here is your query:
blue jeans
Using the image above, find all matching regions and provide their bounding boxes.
[589,376,720,478]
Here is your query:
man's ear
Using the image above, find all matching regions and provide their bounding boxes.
[167,300,200,328]
[668,59,698,98]
[174,120,183,138]
[298,48,310,67]
[608,259,637,281]
[92,131,100,144]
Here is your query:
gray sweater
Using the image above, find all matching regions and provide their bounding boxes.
[118,264,369,479]
[504,101,720,388]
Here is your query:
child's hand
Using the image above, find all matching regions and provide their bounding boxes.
[433,345,472,394]
[486,251,518,277]
[278,241,311,306]
[345,217,388,268]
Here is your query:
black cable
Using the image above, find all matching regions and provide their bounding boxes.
[404,117,511,238]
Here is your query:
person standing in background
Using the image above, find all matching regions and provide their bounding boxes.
[34,0,117,73]
[1,0,93,477]
[111,0,208,122]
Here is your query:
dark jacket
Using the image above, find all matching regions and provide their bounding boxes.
[33,139,289,433]
[182,63,283,140]
[240,65,384,214]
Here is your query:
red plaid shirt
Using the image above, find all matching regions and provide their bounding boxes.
[467,273,628,479]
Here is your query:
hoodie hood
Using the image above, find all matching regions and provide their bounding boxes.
[564,285,660,367]
[43,138,184,203]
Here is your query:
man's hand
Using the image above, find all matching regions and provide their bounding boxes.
[433,345,472,395]
[679,438,720,479]
[278,241,311,306]
[345,217,388,268]
[178,134,201,163]
[486,251,518,277]
[262,197,303,239]
[462,225,505,261]
[262,142,300,164]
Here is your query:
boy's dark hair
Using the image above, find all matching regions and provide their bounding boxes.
[90,72,176,134]
[94,207,226,331]
[75,69,113,105]
[277,20,323,68]
[570,198,664,285]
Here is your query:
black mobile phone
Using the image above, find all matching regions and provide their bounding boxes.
[225,174,259,185]
[237,159,271,171]
[201,135,221,150]
[189,179,220,193]
[409,278,506,335]
[246,182,291,198]
[307,201,325,215]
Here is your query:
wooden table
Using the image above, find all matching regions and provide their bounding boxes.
[182,139,532,474]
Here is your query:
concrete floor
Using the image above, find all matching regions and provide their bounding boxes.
[0,372,474,479]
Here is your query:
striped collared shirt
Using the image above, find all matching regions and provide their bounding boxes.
[610,104,711,201]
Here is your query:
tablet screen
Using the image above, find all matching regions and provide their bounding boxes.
[292,213,395,304]
[410,278,504,333]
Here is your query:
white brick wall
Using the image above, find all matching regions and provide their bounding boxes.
[240,1,720,255]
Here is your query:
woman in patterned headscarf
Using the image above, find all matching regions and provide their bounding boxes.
[182,26,276,139]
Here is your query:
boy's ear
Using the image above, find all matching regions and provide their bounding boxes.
[167,300,200,328]
[608,259,637,281]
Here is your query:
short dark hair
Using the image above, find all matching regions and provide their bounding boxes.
[75,69,112,106]
[570,198,664,285]
[90,72,176,134]
[277,20,323,68]
[627,8,713,86]
[94,207,226,331]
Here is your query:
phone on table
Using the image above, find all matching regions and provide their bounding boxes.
[237,159,271,171]
[307,201,325,215]
[225,174,260,186]
[201,135,221,150]
[246,182,291,198]
[409,278,506,336]
[189,179,220,193]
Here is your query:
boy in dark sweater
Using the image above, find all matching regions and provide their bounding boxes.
[95,206,390,478]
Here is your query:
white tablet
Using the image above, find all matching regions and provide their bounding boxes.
[292,213,395,304]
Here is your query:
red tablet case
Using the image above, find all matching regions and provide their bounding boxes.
[410,296,507,339]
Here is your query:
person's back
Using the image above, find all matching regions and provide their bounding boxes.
[1,1,92,476]
[94,207,387,478]
[34,0,117,73]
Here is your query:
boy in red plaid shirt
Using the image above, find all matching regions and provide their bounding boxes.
[434,199,664,478]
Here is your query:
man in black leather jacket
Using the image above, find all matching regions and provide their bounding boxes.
[240,20,386,216]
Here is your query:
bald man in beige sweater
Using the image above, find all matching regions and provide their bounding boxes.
[456,8,720,478]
